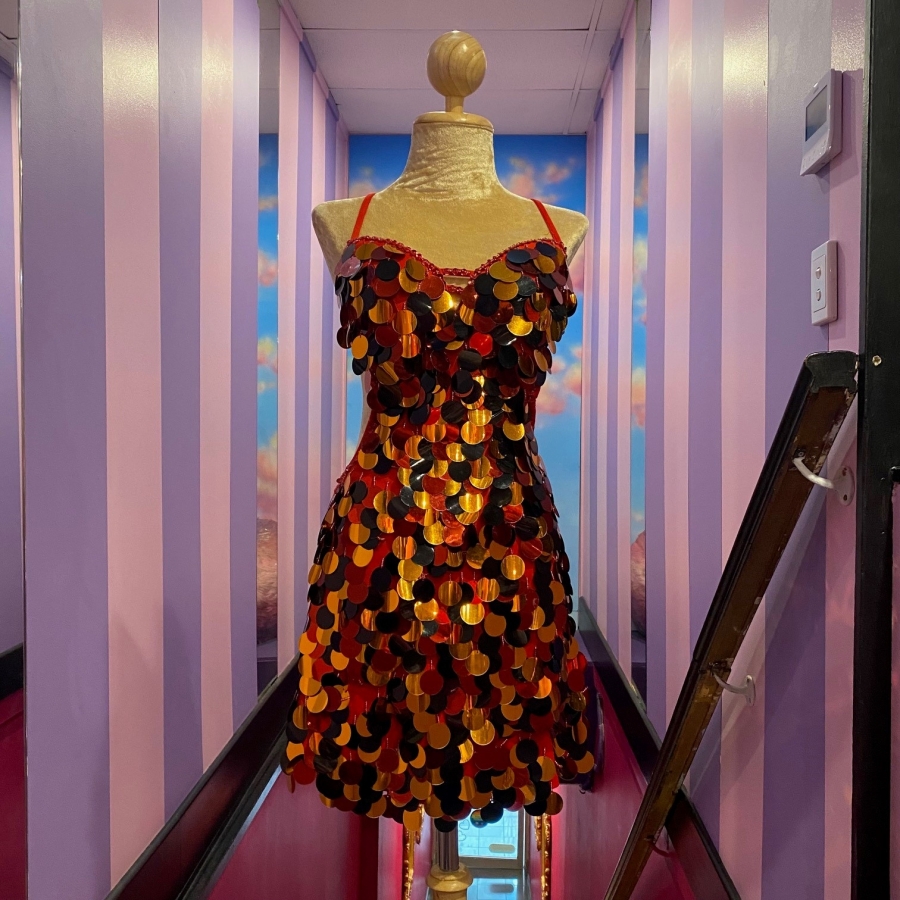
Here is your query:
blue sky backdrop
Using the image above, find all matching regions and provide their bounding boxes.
[258,133,278,522]
[632,134,648,544]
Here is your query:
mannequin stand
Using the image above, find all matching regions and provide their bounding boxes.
[426,825,473,900]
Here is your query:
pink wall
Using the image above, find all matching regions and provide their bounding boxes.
[580,0,864,897]
[20,2,347,897]
[0,691,25,900]
[208,778,364,900]
[556,670,694,900]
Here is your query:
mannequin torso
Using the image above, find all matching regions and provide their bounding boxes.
[314,116,589,439]
[312,120,589,282]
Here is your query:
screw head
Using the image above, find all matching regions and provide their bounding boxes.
[873,355,883,366]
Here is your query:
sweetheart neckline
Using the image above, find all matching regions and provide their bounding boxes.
[343,234,569,286]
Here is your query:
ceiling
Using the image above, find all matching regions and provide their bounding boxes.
[282,0,638,135]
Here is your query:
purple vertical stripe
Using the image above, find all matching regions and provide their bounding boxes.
[605,59,624,652]
[687,0,725,842]
[644,0,669,735]
[294,49,315,636]
[0,73,22,655]
[230,0,260,727]
[21,0,112,895]
[159,0,204,817]
[764,2,830,445]
[588,116,604,616]
[319,105,337,508]
[762,511,827,898]
[762,1,831,895]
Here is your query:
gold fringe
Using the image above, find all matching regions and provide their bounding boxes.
[535,814,551,900]
[402,809,424,900]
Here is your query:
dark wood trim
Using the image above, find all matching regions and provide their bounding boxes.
[0,643,23,700]
[577,606,660,781]
[105,656,299,900]
[576,604,740,900]
[178,743,284,899]
[853,1,900,896]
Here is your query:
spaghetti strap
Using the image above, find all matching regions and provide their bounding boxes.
[532,198,562,245]
[351,193,375,241]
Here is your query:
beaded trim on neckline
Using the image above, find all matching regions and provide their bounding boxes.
[344,234,569,291]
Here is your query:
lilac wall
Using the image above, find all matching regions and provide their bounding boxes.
[21,3,349,896]
[0,71,21,656]
[275,8,349,672]
[581,0,864,896]
[20,0,260,895]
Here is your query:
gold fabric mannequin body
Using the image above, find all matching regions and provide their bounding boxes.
[312,118,589,277]
[312,30,588,278]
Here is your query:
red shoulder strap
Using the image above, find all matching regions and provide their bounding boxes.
[351,193,375,240]
[532,198,562,244]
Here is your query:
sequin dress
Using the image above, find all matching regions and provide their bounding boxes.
[283,195,593,828]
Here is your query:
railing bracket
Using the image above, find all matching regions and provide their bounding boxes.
[713,672,755,706]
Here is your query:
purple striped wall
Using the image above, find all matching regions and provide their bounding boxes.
[159,0,205,818]
[760,1,832,895]
[319,105,338,507]
[293,41,315,641]
[582,0,864,895]
[717,0,769,890]
[275,12,349,670]
[823,3,864,893]
[604,53,624,658]
[579,2,639,682]
[0,72,21,656]
[644,0,669,736]
[687,0,724,841]
[615,12,637,677]
[230,0,261,730]
[21,3,346,896]
[22,1,112,897]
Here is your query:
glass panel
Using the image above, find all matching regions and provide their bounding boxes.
[458,809,520,862]
[470,876,524,898]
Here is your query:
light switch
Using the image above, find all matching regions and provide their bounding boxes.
[811,240,837,325]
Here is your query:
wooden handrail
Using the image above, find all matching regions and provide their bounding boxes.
[105,657,298,900]
[605,350,858,899]
[577,606,739,900]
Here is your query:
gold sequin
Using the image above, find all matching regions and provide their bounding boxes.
[459,602,485,625]
[501,555,525,580]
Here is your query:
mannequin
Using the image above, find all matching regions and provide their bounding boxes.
[308,32,590,900]
[314,30,589,448]
[312,35,588,282]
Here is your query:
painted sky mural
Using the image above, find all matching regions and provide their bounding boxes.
[347,134,587,596]
[257,133,278,648]
[631,134,649,696]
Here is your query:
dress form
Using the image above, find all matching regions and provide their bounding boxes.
[314,30,590,450]
[312,37,589,282]
[308,33,589,900]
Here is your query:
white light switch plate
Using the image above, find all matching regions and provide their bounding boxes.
[811,240,837,325]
